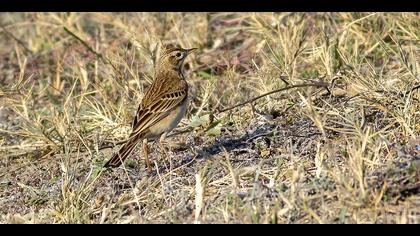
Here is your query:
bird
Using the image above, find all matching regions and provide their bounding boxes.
[104,46,197,169]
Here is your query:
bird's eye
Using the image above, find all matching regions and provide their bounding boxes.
[176,52,182,58]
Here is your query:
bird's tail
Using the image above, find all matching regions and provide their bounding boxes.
[104,133,143,168]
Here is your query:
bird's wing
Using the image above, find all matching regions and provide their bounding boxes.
[130,79,188,138]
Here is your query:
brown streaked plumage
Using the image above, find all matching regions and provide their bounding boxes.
[104,46,197,168]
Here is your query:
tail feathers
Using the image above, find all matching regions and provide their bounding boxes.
[104,135,142,168]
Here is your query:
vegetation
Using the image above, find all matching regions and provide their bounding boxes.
[0,13,419,223]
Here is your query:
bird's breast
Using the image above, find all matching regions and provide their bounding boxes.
[147,98,188,139]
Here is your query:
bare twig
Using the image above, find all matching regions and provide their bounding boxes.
[216,82,331,113]
[97,139,127,150]
[63,26,119,74]
[0,149,54,178]
[0,142,51,152]
[97,127,194,151]
[409,84,420,94]
[0,25,33,54]
[63,26,104,61]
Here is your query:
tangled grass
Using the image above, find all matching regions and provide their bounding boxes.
[0,12,419,223]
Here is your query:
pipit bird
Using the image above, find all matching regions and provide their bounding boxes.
[104,46,197,169]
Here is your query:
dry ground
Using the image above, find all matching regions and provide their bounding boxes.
[0,13,419,223]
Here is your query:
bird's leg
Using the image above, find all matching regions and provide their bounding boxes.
[159,132,174,171]
[158,132,169,157]
[142,138,152,172]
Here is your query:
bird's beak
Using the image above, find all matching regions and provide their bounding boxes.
[185,48,197,55]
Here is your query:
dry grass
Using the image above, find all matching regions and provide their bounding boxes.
[0,12,419,224]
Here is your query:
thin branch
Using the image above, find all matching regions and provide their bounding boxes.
[63,26,119,73]
[63,26,103,60]
[97,140,127,150]
[0,25,33,54]
[97,127,194,151]
[0,142,49,152]
[409,84,420,94]
[216,82,331,113]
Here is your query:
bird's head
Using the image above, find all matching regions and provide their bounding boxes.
[158,46,197,72]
